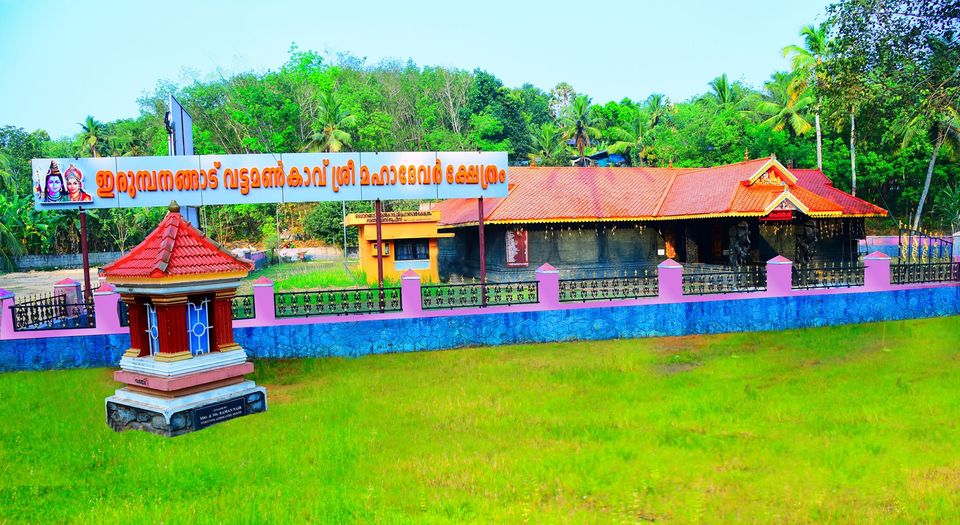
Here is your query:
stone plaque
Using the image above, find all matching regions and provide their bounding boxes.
[194,397,247,430]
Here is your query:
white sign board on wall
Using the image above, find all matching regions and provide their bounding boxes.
[32,151,508,210]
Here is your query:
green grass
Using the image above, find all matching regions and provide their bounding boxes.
[3,317,960,523]
[241,260,369,293]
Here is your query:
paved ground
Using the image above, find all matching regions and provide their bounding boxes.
[0,268,95,298]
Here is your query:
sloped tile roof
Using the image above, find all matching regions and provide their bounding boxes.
[792,169,888,216]
[102,209,253,279]
[435,157,886,226]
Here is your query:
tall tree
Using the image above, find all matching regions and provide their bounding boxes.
[306,91,356,153]
[783,22,831,169]
[756,72,814,137]
[78,116,106,158]
[643,93,670,127]
[528,124,566,166]
[560,95,602,166]
[608,111,652,166]
[827,0,960,198]
[902,102,960,229]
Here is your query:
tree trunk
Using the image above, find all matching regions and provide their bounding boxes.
[815,109,822,170]
[913,131,944,230]
[849,109,856,197]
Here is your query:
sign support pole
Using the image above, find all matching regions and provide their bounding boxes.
[79,208,92,303]
[478,197,486,307]
[375,199,385,311]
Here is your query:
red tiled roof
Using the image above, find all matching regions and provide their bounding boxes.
[102,210,253,279]
[659,158,773,216]
[792,169,888,216]
[435,157,886,226]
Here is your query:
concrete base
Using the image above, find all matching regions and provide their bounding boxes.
[105,381,267,437]
[119,349,247,377]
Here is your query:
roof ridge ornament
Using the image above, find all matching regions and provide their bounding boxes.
[169,200,181,214]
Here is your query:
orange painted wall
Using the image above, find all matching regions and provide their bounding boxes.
[347,212,449,285]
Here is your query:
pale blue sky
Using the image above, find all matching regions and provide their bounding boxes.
[0,0,830,139]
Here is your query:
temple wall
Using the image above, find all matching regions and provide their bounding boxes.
[2,268,957,371]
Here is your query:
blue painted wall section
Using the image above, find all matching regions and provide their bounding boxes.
[2,287,958,371]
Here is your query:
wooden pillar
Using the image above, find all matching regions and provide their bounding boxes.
[121,295,150,358]
[212,289,241,353]
[153,295,191,362]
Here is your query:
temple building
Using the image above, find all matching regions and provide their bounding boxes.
[345,210,452,284]
[433,156,886,280]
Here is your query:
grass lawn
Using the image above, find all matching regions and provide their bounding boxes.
[240,260,369,293]
[2,317,960,523]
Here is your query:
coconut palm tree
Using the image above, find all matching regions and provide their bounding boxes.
[608,111,652,166]
[784,23,831,170]
[756,72,814,137]
[0,152,14,192]
[528,124,565,166]
[0,191,25,271]
[78,116,106,158]
[702,74,759,118]
[644,93,670,127]
[560,95,602,166]
[902,101,960,229]
[305,91,357,153]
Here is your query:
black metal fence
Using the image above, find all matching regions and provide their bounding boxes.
[231,294,256,320]
[559,269,658,302]
[891,260,959,284]
[682,265,766,295]
[11,293,96,331]
[792,262,864,289]
[421,281,539,310]
[275,286,402,317]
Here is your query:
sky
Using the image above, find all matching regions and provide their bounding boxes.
[0,0,831,139]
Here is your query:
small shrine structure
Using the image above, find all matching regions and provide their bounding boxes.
[102,201,266,436]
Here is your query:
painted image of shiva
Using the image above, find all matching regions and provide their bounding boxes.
[39,160,69,202]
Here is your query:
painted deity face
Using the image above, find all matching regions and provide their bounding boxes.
[66,177,81,197]
[47,175,63,196]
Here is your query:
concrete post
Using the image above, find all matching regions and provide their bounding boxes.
[657,259,683,301]
[93,282,122,332]
[535,263,560,307]
[252,276,276,324]
[54,278,82,304]
[0,289,14,339]
[863,251,892,291]
[400,270,422,314]
[765,256,794,296]
[953,232,960,261]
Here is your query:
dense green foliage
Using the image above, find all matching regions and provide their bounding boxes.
[0,1,957,269]
[2,317,960,522]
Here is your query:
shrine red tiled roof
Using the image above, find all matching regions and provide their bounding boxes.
[435,157,886,226]
[102,208,253,280]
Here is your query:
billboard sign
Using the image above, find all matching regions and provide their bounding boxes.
[32,151,507,210]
